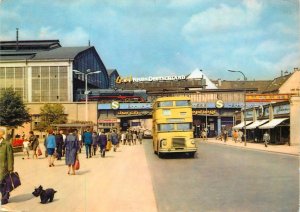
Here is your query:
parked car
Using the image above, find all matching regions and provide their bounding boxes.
[12,138,24,152]
[143,129,152,138]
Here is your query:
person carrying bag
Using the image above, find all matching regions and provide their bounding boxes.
[0,128,15,205]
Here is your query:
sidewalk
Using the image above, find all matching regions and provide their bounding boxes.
[0,143,157,212]
[198,138,299,156]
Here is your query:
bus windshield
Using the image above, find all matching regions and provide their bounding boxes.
[158,101,173,107]
[175,100,190,106]
[158,123,175,132]
[177,123,192,131]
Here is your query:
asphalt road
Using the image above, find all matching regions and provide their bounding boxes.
[144,140,299,212]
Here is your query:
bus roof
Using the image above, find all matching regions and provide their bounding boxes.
[154,96,191,102]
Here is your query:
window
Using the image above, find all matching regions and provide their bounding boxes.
[158,124,175,132]
[177,123,192,131]
[158,101,173,107]
[175,100,190,106]
[162,109,171,116]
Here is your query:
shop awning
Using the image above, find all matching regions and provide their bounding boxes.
[232,121,253,129]
[259,118,289,129]
[245,119,269,129]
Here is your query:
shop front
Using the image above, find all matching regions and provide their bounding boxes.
[192,107,235,138]
[234,101,290,144]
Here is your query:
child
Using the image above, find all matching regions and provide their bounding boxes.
[23,139,30,159]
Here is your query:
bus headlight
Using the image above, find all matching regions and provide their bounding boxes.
[161,139,167,146]
[191,139,195,144]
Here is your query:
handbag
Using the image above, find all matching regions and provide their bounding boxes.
[3,172,21,192]
[37,147,42,156]
[75,159,80,170]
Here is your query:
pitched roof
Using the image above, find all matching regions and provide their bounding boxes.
[0,40,61,51]
[262,73,292,93]
[107,69,119,77]
[216,80,271,92]
[187,68,218,89]
[32,46,91,60]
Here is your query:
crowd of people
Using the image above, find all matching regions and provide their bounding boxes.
[0,127,145,205]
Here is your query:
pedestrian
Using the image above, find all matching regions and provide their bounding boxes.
[21,131,25,140]
[238,130,243,143]
[77,131,82,153]
[61,130,66,157]
[127,131,133,146]
[263,131,270,147]
[83,128,92,158]
[111,130,118,152]
[233,130,238,143]
[107,130,112,146]
[121,131,126,145]
[0,128,14,205]
[132,131,137,145]
[55,130,64,160]
[138,131,143,144]
[117,131,121,147]
[29,131,39,159]
[201,128,208,141]
[22,138,30,159]
[92,131,98,156]
[65,129,79,175]
[98,130,107,158]
[223,129,228,142]
[45,129,56,167]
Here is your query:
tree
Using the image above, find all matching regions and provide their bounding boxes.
[0,88,31,139]
[36,103,67,131]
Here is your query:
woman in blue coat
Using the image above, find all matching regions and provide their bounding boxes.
[65,130,79,175]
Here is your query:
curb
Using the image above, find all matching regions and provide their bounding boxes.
[202,141,299,157]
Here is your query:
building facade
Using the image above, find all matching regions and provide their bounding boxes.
[0,40,109,102]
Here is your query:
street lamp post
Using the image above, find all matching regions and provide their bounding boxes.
[228,69,247,146]
[73,69,101,121]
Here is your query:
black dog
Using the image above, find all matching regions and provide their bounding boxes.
[32,185,57,204]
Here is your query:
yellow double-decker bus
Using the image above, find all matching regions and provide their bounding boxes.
[152,96,197,157]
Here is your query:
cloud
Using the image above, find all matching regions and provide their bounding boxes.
[182,0,262,42]
[36,26,89,46]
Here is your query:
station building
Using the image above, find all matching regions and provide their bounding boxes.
[0,40,109,103]
[1,39,299,146]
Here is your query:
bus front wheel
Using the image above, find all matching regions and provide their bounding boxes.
[189,152,195,158]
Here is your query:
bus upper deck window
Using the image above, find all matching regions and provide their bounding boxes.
[158,101,173,107]
[175,100,190,106]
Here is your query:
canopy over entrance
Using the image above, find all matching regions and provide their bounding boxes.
[232,121,252,130]
[259,118,289,129]
[245,119,269,129]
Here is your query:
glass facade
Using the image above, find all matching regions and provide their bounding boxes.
[0,67,28,101]
[73,49,109,89]
[32,66,68,102]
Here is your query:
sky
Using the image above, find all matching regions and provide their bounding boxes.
[0,0,299,80]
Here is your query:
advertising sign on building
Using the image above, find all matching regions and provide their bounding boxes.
[246,94,290,102]
[273,104,290,115]
[116,75,186,83]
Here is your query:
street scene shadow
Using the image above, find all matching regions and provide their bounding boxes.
[9,193,34,203]
[159,153,197,160]
[76,170,91,175]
